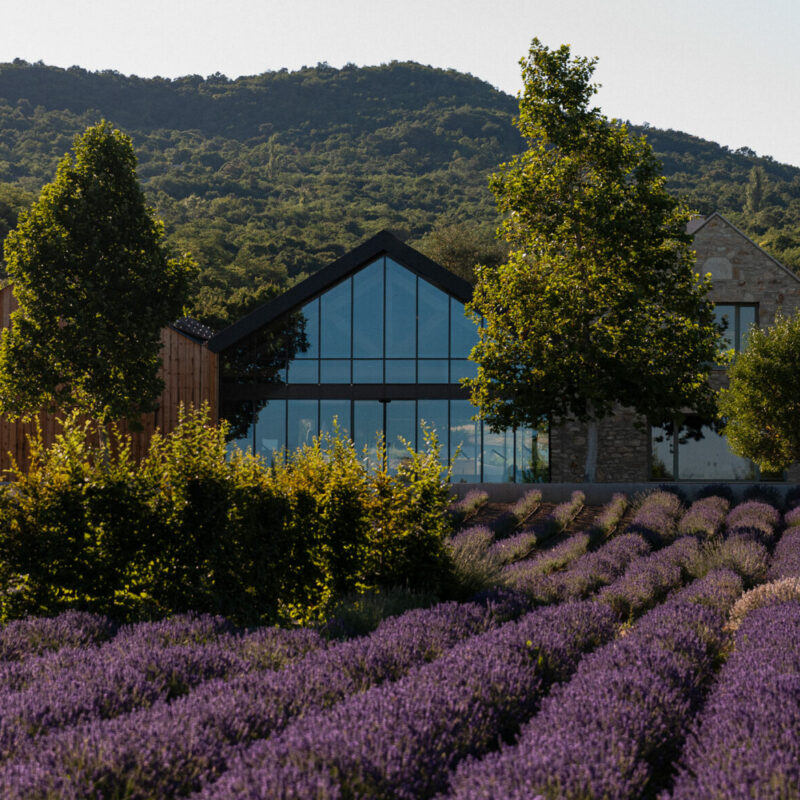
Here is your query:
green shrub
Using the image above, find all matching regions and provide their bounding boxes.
[0,408,455,626]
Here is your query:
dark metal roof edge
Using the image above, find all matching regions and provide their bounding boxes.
[207,230,474,353]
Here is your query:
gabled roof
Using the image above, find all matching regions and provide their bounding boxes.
[207,230,473,353]
[692,212,800,286]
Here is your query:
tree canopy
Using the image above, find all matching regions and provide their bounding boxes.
[0,60,799,330]
[466,39,721,480]
[0,121,196,423]
[719,311,800,473]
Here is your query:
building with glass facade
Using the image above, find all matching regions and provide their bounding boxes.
[207,231,545,482]
[549,213,800,483]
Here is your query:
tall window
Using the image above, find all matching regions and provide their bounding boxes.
[651,415,756,481]
[714,303,757,363]
[244,397,545,482]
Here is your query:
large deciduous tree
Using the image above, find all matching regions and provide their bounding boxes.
[719,311,800,473]
[466,39,721,481]
[0,121,196,424]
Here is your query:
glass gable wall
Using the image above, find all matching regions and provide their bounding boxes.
[287,257,479,385]
[221,255,545,482]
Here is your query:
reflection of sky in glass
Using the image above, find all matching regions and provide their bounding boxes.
[418,279,448,357]
[651,426,674,480]
[678,425,756,480]
[282,258,482,385]
[255,399,285,463]
[248,397,539,481]
[353,259,383,358]
[386,259,416,358]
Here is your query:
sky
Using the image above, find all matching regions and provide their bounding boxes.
[2,0,799,166]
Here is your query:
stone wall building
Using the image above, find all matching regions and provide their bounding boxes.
[550,212,800,482]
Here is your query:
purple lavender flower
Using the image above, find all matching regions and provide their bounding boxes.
[0,611,116,661]
[668,602,800,799]
[768,528,800,579]
[0,601,496,799]
[447,580,732,800]
[195,602,617,800]
[597,536,700,619]
[678,495,729,538]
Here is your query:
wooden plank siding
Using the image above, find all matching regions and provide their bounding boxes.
[0,285,219,473]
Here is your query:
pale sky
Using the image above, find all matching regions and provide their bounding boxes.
[2,0,799,166]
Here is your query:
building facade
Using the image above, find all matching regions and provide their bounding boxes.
[550,213,800,482]
[207,231,545,482]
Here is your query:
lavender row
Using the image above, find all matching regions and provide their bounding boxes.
[502,493,628,589]
[596,493,733,619]
[519,490,682,602]
[0,614,317,694]
[768,526,800,579]
[447,569,742,800]
[0,601,499,799]
[668,601,800,799]
[597,535,701,619]
[0,624,325,758]
[724,499,780,545]
[0,611,116,662]
[448,490,489,528]
[490,489,543,538]
[195,602,618,800]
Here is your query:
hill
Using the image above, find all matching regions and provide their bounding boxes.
[0,59,798,326]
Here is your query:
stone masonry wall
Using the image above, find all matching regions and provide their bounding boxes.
[550,214,800,482]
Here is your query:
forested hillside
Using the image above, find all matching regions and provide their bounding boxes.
[0,59,798,327]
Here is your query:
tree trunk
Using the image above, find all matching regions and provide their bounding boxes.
[584,415,598,483]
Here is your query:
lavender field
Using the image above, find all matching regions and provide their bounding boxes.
[0,488,799,799]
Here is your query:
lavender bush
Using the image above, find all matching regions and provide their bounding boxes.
[668,602,800,799]
[195,602,617,800]
[597,536,701,619]
[768,527,800,579]
[0,611,116,661]
[0,601,497,799]
[678,495,729,538]
[491,489,543,538]
[724,500,780,545]
[448,490,489,528]
[448,573,737,800]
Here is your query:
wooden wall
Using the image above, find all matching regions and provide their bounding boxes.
[0,285,219,473]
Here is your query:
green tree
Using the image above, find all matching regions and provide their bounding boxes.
[416,221,507,283]
[466,39,721,481]
[745,165,766,216]
[719,312,800,473]
[0,121,196,424]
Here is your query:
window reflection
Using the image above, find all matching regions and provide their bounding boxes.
[353,259,383,358]
[320,399,350,437]
[418,279,448,358]
[714,303,757,363]
[450,399,480,482]
[320,280,351,358]
[296,298,318,359]
[386,400,416,471]
[354,400,383,468]
[450,297,478,359]
[651,420,756,480]
[483,427,513,482]
[288,400,318,452]
[418,399,448,455]
[386,259,416,358]
[255,399,285,463]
